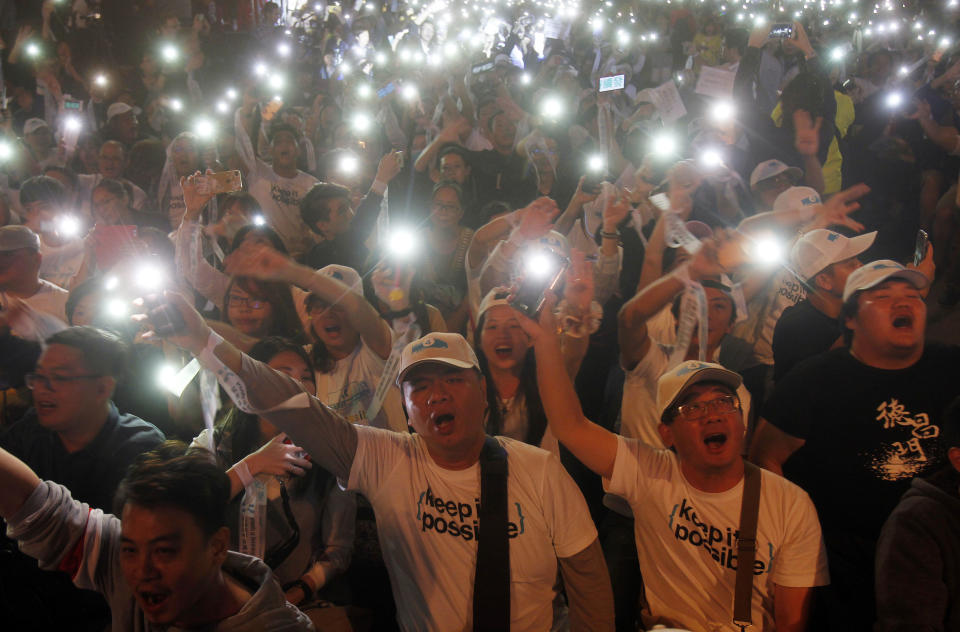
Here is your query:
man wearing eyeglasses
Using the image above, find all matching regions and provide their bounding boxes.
[530,307,829,632]
[0,326,165,630]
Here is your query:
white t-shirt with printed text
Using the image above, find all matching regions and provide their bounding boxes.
[314,340,406,432]
[605,436,829,632]
[346,429,597,632]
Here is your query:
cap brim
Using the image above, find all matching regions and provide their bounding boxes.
[808,231,878,280]
[843,268,930,302]
[660,367,743,418]
[396,358,477,387]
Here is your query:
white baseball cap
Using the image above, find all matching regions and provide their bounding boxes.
[773,186,821,214]
[656,360,743,421]
[23,118,50,136]
[842,259,929,303]
[790,229,877,281]
[317,264,363,297]
[749,159,803,189]
[106,102,137,121]
[396,332,480,386]
[477,287,513,320]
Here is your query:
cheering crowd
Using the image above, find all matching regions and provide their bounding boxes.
[1,0,960,630]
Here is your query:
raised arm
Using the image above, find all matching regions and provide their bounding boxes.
[524,296,618,479]
[157,293,359,480]
[0,446,43,520]
[226,246,393,359]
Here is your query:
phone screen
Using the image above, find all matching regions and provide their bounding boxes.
[471,61,496,75]
[769,23,794,39]
[598,74,625,93]
[509,250,570,316]
[377,82,395,98]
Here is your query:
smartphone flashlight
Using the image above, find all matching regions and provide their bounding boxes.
[386,228,418,260]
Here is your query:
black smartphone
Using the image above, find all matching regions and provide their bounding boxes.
[913,229,928,266]
[769,23,794,39]
[582,172,606,195]
[142,294,187,337]
[509,250,570,316]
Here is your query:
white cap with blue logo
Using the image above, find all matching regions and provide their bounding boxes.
[790,228,877,281]
[656,360,743,420]
[396,333,480,386]
[842,259,929,303]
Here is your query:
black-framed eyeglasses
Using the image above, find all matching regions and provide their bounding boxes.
[674,395,740,421]
[25,373,104,392]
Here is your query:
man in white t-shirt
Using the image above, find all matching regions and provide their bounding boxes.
[235,105,318,258]
[0,226,68,342]
[530,309,829,632]
[162,297,615,632]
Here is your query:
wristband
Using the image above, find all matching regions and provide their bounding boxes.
[600,230,620,239]
[235,460,255,489]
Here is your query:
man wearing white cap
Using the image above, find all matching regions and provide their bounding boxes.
[156,293,614,631]
[22,118,61,171]
[752,260,958,630]
[0,225,68,342]
[771,227,876,381]
[529,311,828,632]
[749,159,803,211]
[102,102,139,148]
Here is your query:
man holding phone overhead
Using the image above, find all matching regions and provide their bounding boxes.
[235,96,318,258]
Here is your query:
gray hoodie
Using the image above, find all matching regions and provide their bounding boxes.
[875,471,960,632]
[6,480,314,631]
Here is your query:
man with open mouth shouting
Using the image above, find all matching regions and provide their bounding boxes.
[528,298,829,632]
[0,442,314,630]
[752,259,957,631]
[148,293,614,631]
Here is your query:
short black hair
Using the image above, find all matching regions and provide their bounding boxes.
[839,293,860,346]
[438,143,469,165]
[230,224,289,254]
[44,326,128,378]
[113,441,230,537]
[300,182,351,233]
[19,175,68,207]
[724,28,748,56]
[268,121,299,144]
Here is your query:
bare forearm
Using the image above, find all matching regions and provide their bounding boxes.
[620,271,684,331]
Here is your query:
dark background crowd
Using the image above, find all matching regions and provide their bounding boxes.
[1,0,960,630]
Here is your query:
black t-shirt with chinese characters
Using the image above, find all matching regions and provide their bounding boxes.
[772,299,843,382]
[763,344,960,540]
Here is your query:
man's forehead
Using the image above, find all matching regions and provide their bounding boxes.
[38,344,85,369]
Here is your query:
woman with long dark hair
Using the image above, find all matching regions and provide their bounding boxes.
[190,337,355,620]
[473,253,597,454]
[222,276,305,343]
